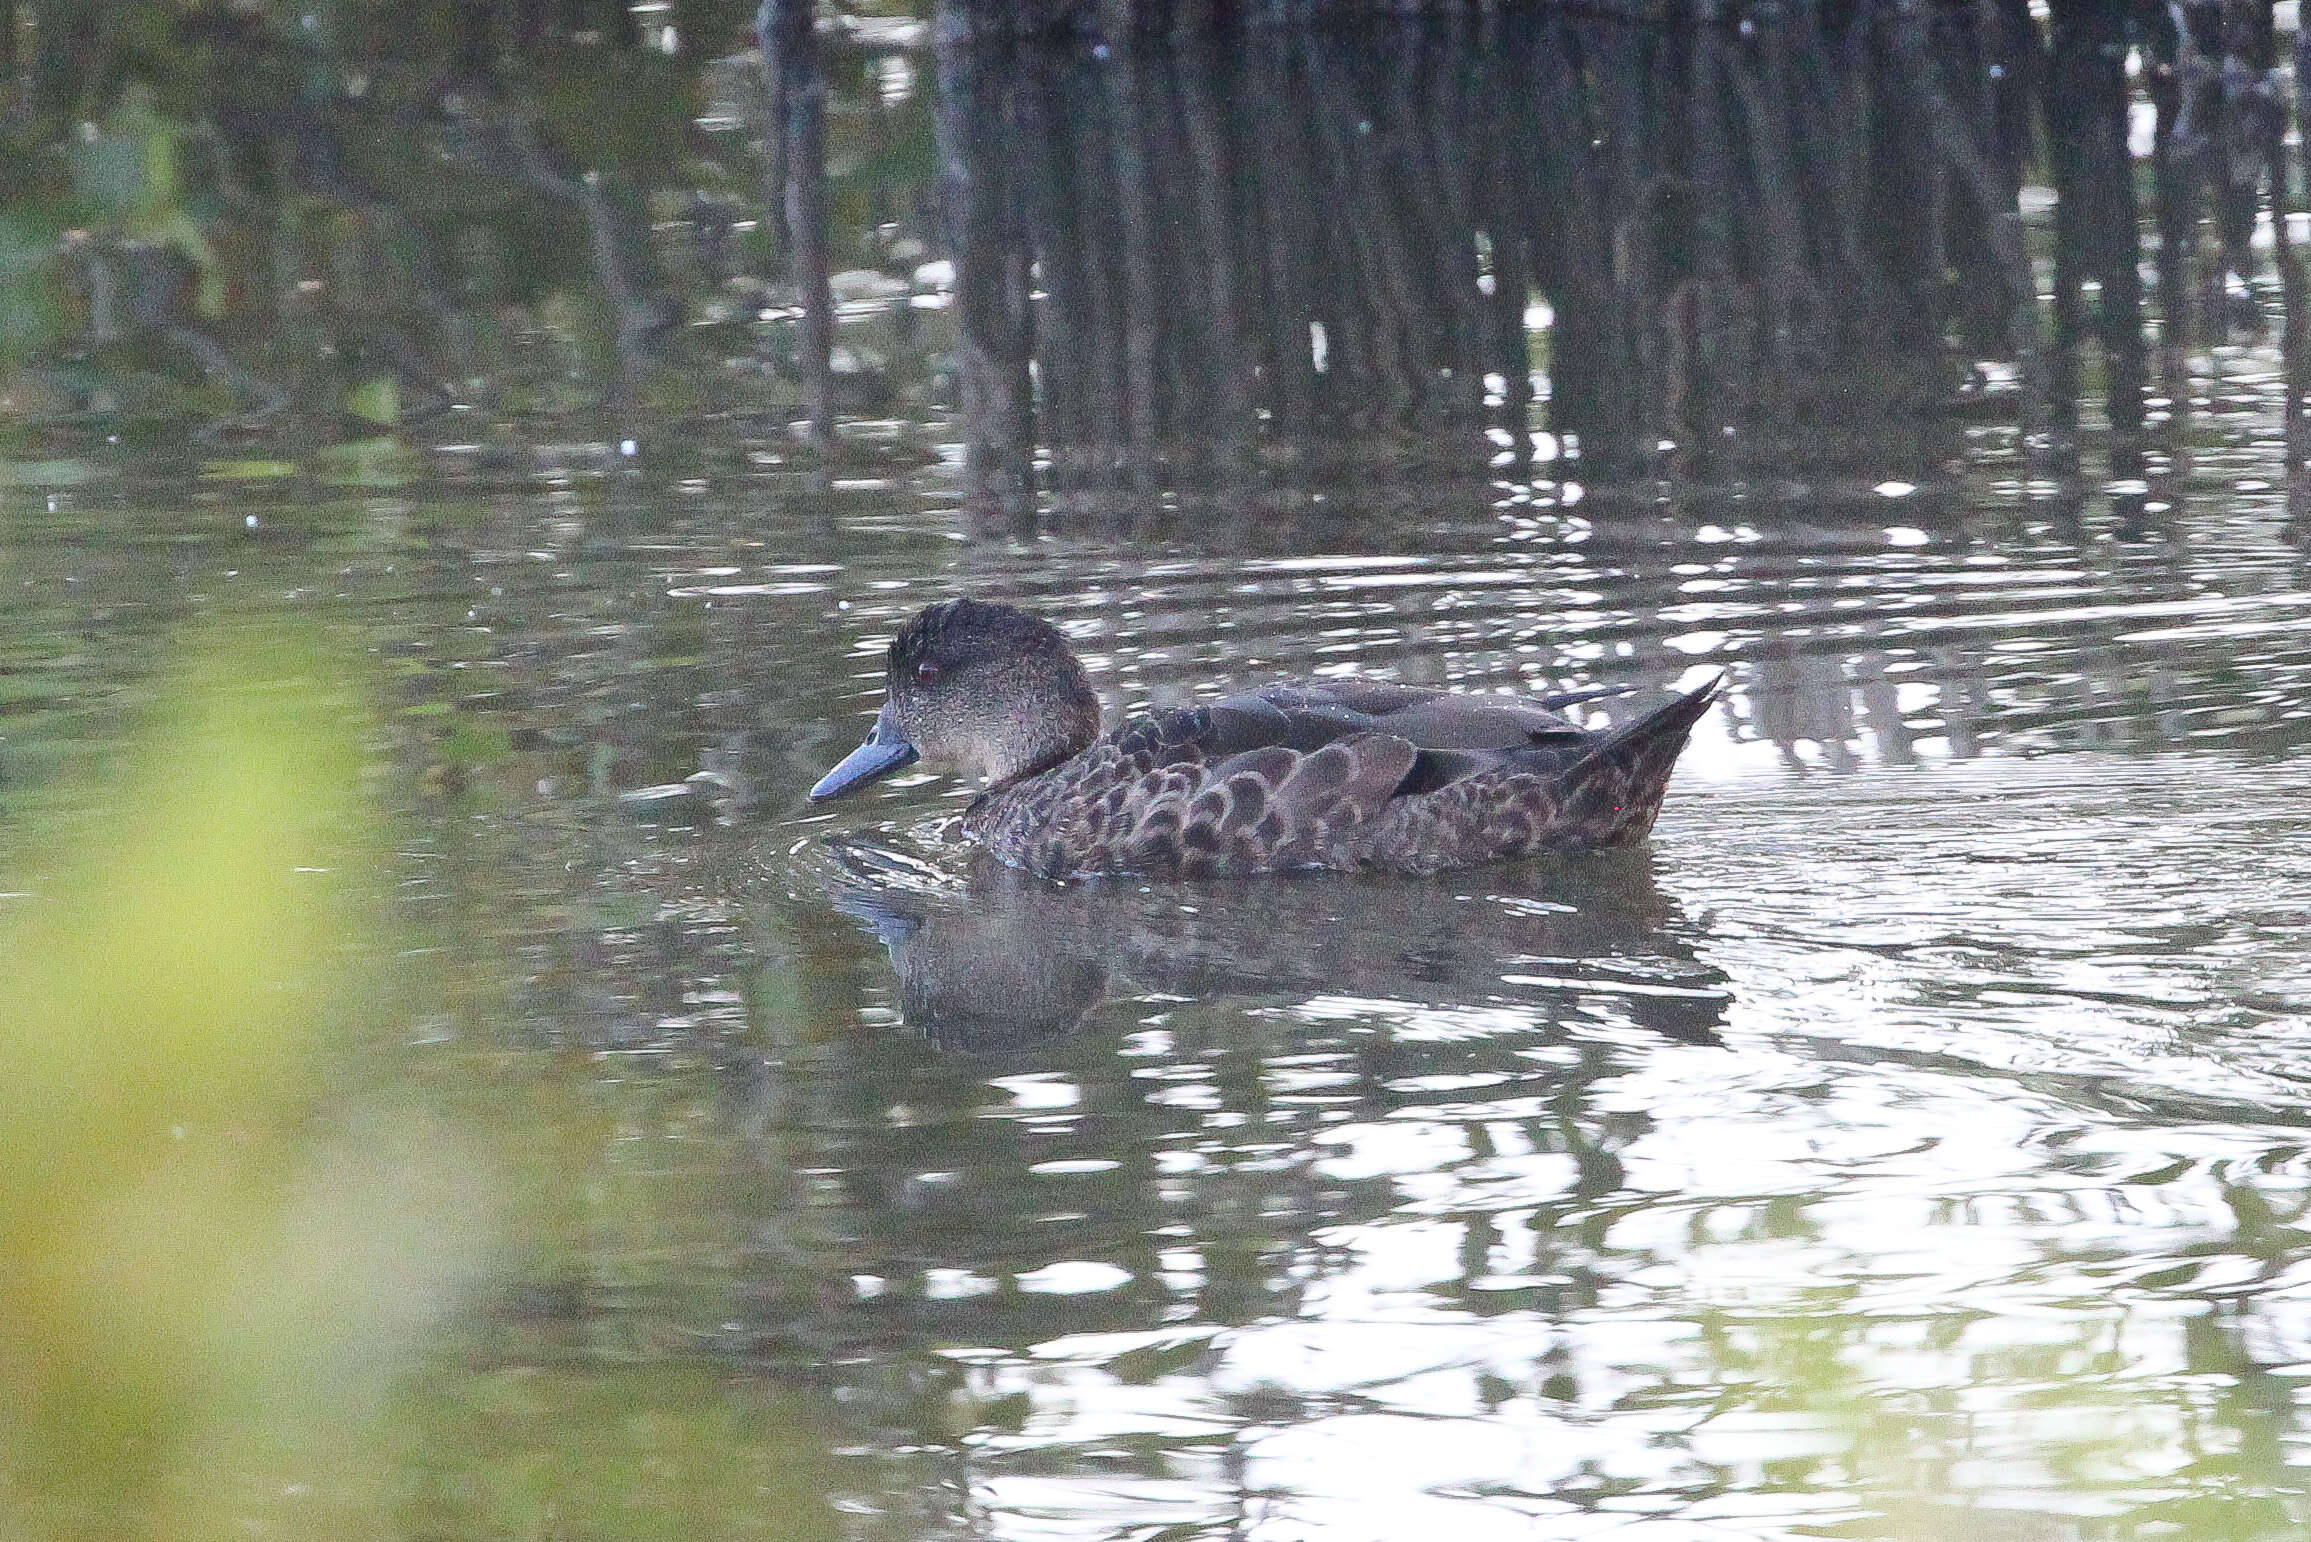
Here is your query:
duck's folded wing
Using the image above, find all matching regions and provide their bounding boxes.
[1034,707,1417,876]
[1115,732,1414,875]
[1210,681,1585,753]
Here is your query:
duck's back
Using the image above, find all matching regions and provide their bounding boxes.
[964,677,1718,880]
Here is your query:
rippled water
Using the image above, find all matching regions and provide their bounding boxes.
[6,394,2310,1535]
[12,0,2311,1532]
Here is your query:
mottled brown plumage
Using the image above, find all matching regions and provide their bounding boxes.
[811,599,1719,879]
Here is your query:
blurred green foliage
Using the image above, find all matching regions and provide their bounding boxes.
[0,0,944,452]
[0,630,840,1541]
[66,81,223,316]
[0,210,68,367]
[0,631,489,1538]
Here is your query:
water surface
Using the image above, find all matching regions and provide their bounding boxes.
[7,424,2310,1536]
[7,5,2311,1538]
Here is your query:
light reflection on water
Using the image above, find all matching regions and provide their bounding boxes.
[3,451,2311,1536]
[781,752,2311,1538]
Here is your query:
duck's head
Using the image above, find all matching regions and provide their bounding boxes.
[810,599,1102,802]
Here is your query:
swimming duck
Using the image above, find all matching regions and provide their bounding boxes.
[810,599,1719,879]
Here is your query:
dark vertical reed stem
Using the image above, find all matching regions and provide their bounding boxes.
[761,0,834,452]
[2047,0,2146,445]
[2146,0,2196,397]
[1891,0,2045,444]
[937,17,1037,525]
[2284,12,2311,537]
[1105,43,1162,492]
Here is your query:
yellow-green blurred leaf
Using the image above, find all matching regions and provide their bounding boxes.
[312,435,418,488]
[0,631,500,1542]
[0,459,102,487]
[344,375,400,428]
[69,83,180,225]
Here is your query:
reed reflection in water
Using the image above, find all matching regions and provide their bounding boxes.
[794,2,2311,523]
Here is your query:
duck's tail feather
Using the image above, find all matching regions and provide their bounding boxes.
[1549,673,1722,846]
[1535,682,1637,711]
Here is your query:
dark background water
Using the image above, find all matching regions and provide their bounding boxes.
[5,3,2311,1539]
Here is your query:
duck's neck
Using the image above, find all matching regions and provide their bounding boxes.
[963,736,1081,840]
[984,665,1101,791]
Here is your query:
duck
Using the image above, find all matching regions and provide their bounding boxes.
[809,599,1720,880]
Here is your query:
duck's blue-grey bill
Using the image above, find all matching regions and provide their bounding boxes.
[810,716,920,801]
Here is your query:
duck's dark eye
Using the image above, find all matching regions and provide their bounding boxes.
[913,660,942,686]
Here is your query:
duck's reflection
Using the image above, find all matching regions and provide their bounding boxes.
[821,838,1729,1052]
